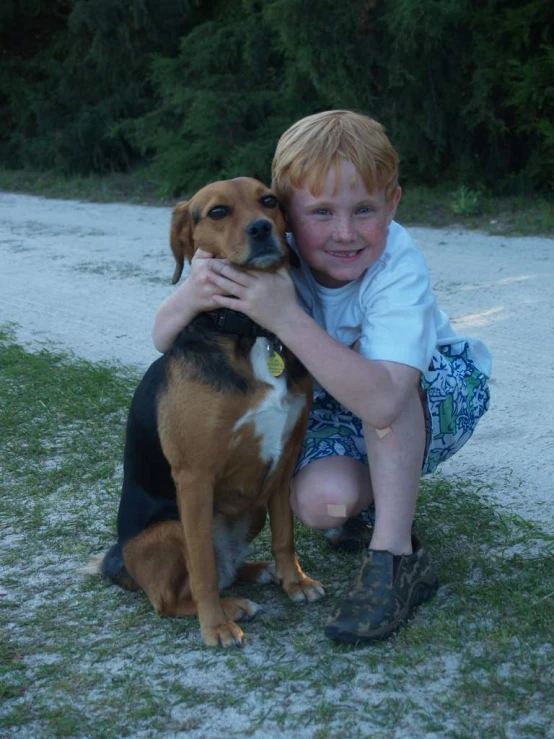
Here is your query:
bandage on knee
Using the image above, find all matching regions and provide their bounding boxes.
[326,504,347,518]
[375,426,392,439]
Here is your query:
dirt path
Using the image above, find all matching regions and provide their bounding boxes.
[1,191,553,524]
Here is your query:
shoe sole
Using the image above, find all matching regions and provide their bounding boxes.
[324,579,439,644]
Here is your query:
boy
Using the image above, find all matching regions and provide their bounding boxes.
[152,110,491,642]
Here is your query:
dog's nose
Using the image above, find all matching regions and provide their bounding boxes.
[246,219,272,239]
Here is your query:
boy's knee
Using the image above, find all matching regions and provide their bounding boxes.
[290,478,358,530]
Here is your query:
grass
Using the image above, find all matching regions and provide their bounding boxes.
[0,167,169,208]
[1,328,554,738]
[398,184,554,237]
[0,166,552,236]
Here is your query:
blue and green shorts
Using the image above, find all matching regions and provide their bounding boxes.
[295,342,490,476]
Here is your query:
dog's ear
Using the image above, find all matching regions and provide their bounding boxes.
[278,202,300,267]
[169,200,194,284]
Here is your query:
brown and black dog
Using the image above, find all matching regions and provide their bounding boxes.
[89,177,324,647]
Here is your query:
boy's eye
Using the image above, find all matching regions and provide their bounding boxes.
[260,195,277,208]
[208,205,230,220]
[314,208,331,216]
[357,205,378,215]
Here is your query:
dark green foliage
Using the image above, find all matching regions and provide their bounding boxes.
[123,0,554,194]
[0,0,552,194]
[467,0,554,191]
[121,0,326,193]
[0,0,193,173]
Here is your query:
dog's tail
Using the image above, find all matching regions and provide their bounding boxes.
[79,543,138,591]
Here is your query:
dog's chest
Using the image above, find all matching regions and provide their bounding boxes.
[233,338,305,473]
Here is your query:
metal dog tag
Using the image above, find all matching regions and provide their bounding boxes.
[266,341,285,377]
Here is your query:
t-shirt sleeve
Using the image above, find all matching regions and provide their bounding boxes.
[357,254,437,373]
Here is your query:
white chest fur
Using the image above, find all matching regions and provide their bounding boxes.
[233,338,305,473]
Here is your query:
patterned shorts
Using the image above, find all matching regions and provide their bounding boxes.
[295,342,490,476]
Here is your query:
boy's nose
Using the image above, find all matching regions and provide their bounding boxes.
[333,217,356,242]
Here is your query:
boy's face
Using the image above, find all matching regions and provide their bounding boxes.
[286,159,401,288]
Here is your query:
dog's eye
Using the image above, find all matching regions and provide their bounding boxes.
[208,205,229,220]
[260,195,277,209]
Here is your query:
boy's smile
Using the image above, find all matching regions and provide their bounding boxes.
[286,159,401,288]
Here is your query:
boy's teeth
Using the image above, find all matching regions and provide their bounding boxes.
[329,250,358,257]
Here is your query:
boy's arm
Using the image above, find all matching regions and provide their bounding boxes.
[274,306,419,430]
[152,282,198,353]
[207,264,420,429]
[152,249,227,353]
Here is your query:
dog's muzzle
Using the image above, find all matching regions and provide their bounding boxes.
[244,219,284,268]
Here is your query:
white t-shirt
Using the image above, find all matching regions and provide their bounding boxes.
[289,221,492,379]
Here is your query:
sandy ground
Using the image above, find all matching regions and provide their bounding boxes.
[0,191,552,526]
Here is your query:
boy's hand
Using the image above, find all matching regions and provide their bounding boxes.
[206,261,299,336]
[152,248,229,353]
[186,248,229,314]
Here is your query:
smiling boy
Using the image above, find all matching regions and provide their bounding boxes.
[152,110,491,642]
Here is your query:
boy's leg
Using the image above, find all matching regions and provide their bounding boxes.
[309,344,489,642]
[324,386,438,643]
[291,455,374,550]
[362,386,426,555]
[290,390,375,550]
[291,386,426,552]
[290,455,372,529]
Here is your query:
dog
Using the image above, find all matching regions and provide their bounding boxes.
[89,177,324,647]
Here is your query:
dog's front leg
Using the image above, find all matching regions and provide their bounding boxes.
[267,463,325,604]
[174,471,245,647]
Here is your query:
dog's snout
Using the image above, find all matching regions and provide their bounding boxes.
[246,219,272,240]
[244,215,283,268]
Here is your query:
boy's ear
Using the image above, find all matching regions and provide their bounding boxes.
[388,186,402,223]
[169,200,194,284]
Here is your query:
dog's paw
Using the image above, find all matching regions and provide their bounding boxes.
[200,598,263,648]
[284,576,325,603]
[255,561,277,585]
[201,621,246,648]
[222,597,263,622]
[235,561,277,585]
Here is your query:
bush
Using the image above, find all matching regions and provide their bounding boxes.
[131,0,553,194]
[0,0,193,173]
[1,0,552,194]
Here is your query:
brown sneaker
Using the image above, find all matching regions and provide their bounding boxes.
[324,535,438,643]
[324,514,374,552]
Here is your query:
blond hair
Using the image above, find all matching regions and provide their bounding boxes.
[271,110,399,205]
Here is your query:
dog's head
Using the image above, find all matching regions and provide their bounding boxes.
[169,177,292,284]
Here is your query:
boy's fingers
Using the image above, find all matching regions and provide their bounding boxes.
[194,248,208,257]
[192,248,213,260]
[208,272,244,296]
[208,259,227,273]
[208,260,249,286]
[213,294,240,310]
[192,248,228,265]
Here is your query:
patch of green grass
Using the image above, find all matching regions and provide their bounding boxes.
[399,183,554,236]
[71,260,168,285]
[0,166,553,236]
[0,167,172,207]
[1,328,553,738]
[448,185,484,217]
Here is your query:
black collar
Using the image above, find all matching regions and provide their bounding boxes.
[207,308,275,339]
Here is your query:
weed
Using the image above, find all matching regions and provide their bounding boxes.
[448,185,483,217]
